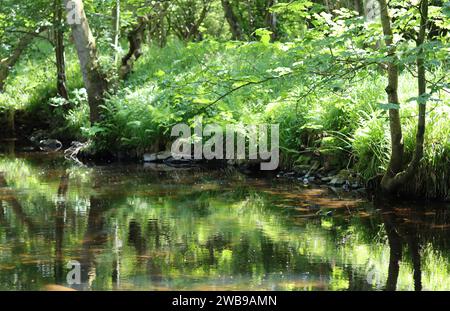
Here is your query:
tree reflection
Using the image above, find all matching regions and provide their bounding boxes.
[75,197,108,290]
[0,171,35,231]
[54,172,70,284]
[381,203,423,291]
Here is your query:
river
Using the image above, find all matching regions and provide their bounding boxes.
[0,151,449,291]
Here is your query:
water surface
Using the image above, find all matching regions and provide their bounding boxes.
[0,152,449,291]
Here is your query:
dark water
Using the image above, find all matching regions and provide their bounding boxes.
[0,152,450,291]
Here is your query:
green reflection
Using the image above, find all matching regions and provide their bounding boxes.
[0,153,449,291]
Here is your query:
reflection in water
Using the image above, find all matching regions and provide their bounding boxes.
[54,172,70,284]
[0,153,450,291]
[381,205,422,291]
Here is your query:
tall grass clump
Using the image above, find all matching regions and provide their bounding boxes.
[351,109,391,180]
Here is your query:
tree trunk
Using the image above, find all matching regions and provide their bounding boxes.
[186,0,210,41]
[54,0,69,101]
[64,0,108,123]
[365,0,380,22]
[354,0,364,16]
[246,0,256,37]
[112,0,121,65]
[119,16,148,80]
[157,8,168,48]
[378,0,429,194]
[265,0,278,41]
[147,2,168,47]
[0,30,44,92]
[412,0,428,172]
[221,0,243,40]
[378,0,404,193]
[324,0,332,13]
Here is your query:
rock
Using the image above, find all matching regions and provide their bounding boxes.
[283,172,295,178]
[302,177,310,186]
[342,180,351,192]
[39,139,62,152]
[144,153,157,162]
[293,165,310,175]
[329,177,345,186]
[143,151,172,162]
[355,188,367,195]
[310,161,320,172]
[29,130,47,144]
[327,170,338,177]
[156,151,172,160]
[351,182,360,190]
[321,177,332,183]
[21,146,36,152]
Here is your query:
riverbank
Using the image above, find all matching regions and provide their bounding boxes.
[2,142,448,205]
[1,41,449,200]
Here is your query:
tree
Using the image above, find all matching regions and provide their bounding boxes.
[221,0,243,40]
[377,0,430,194]
[54,0,69,100]
[0,31,42,92]
[265,0,279,41]
[170,0,212,41]
[119,16,148,80]
[0,0,51,92]
[220,0,281,40]
[112,0,121,65]
[63,0,108,123]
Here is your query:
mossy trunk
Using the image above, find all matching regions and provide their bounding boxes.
[378,0,429,196]
[378,0,404,193]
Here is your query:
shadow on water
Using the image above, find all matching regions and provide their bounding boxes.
[0,152,450,291]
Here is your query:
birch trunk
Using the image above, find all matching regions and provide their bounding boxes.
[64,0,108,123]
